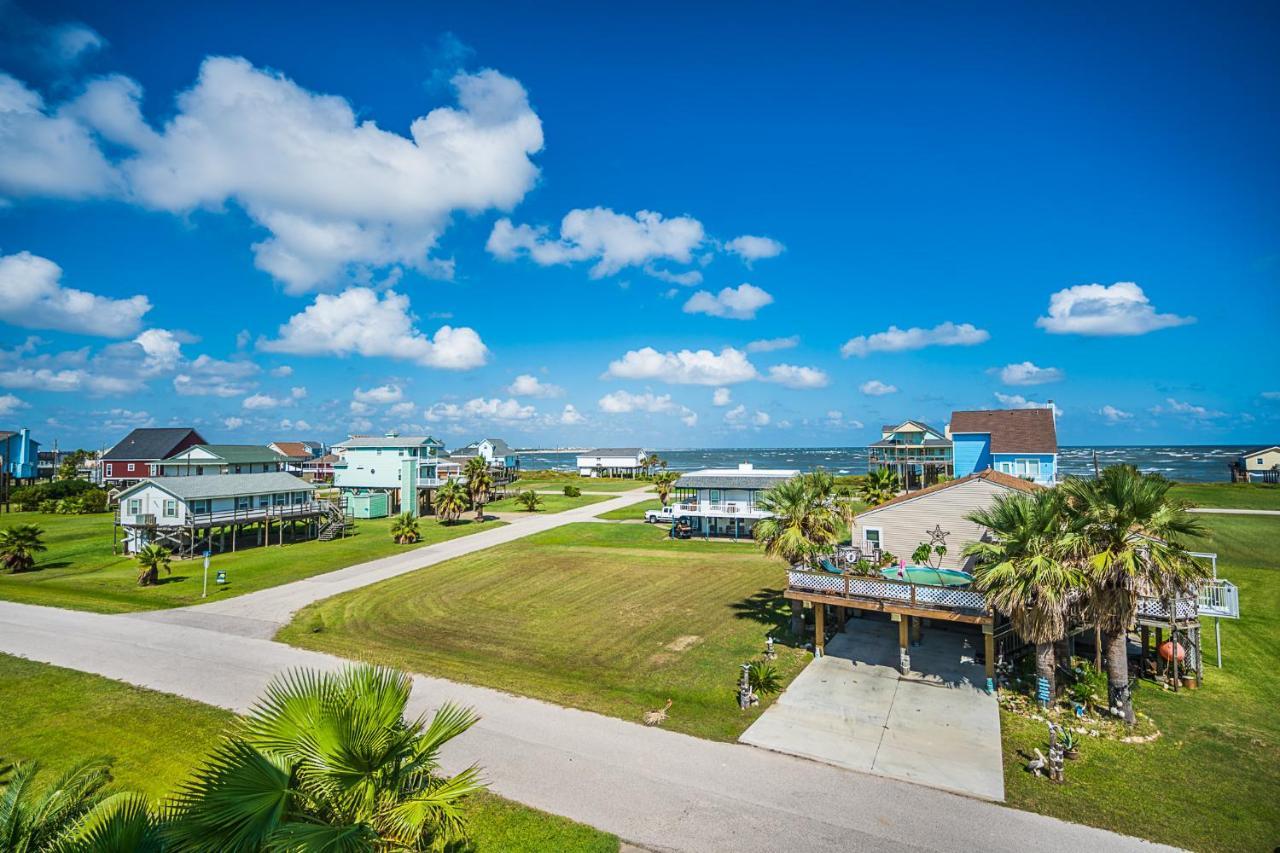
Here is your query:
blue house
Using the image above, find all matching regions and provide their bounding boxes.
[949,408,1058,486]
[0,428,40,482]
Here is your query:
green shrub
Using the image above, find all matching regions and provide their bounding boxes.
[11,479,97,511]
[563,485,581,497]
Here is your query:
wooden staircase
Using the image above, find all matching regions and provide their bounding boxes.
[317,498,353,541]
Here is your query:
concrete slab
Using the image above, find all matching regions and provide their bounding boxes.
[741,618,1005,801]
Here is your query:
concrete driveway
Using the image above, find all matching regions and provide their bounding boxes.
[740,617,1004,801]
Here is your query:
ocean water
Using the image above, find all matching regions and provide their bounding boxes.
[516,446,1251,483]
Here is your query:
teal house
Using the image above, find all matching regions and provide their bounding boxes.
[0,428,40,482]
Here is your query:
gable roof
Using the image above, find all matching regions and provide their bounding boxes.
[949,408,1057,453]
[270,441,313,459]
[164,444,284,465]
[676,468,798,490]
[103,428,205,461]
[1243,446,1280,456]
[118,472,315,501]
[334,435,443,449]
[880,419,946,439]
[856,469,1042,518]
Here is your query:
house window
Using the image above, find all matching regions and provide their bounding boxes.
[235,465,242,473]
[709,489,722,505]
[191,500,209,513]
[163,499,177,517]
[863,527,882,550]
[196,466,204,475]
[1259,457,1265,464]
[237,497,250,510]
[127,498,141,515]
[106,463,113,477]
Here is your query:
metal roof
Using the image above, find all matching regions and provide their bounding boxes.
[118,472,315,501]
[103,428,205,461]
[675,469,798,490]
[334,435,444,449]
[164,444,285,464]
[580,448,645,457]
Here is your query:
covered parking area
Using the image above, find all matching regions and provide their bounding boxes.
[740,614,1004,800]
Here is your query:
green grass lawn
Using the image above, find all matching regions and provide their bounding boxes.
[1169,481,1280,510]
[508,474,645,493]
[0,654,616,851]
[485,492,612,513]
[280,522,808,741]
[595,498,664,520]
[0,512,503,614]
[1001,514,1280,852]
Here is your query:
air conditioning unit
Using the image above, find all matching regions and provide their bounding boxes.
[139,513,156,526]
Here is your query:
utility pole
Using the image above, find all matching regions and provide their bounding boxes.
[1093,449,1101,479]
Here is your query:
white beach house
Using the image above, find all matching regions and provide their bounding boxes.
[576,448,647,478]
[672,463,798,538]
[114,471,327,555]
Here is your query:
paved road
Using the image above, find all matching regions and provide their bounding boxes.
[128,488,655,639]
[0,602,1174,853]
[1188,507,1280,516]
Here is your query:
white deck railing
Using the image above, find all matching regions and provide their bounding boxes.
[119,500,334,529]
[676,501,770,518]
[787,568,989,613]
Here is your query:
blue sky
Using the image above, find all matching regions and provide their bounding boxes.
[1,1,1277,450]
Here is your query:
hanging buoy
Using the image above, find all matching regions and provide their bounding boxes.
[1158,640,1185,662]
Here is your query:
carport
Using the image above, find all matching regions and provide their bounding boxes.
[740,617,1004,801]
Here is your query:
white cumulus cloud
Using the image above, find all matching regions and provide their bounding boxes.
[860,379,898,396]
[841,322,989,357]
[260,287,489,370]
[598,390,677,414]
[712,387,732,406]
[682,283,773,320]
[745,335,799,353]
[605,346,757,386]
[508,373,563,398]
[353,384,403,404]
[559,404,585,425]
[767,364,829,389]
[1099,405,1132,423]
[995,392,1061,416]
[723,235,784,263]
[487,208,705,280]
[0,393,27,415]
[995,361,1064,386]
[1037,282,1194,336]
[0,251,150,337]
[1149,397,1225,419]
[0,59,545,292]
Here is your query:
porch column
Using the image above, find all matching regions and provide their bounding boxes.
[789,599,804,638]
[983,622,996,681]
[814,603,825,657]
[895,613,909,675]
[910,616,923,647]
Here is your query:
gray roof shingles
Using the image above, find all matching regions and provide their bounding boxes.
[120,472,315,501]
[103,428,205,461]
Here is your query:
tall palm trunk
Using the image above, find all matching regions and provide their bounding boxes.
[1105,628,1135,724]
[1035,641,1055,704]
[1053,637,1071,695]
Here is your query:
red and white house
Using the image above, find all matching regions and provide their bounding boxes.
[101,427,207,490]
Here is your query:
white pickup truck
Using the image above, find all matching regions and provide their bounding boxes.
[644,505,677,523]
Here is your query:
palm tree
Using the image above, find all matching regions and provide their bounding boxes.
[653,470,680,505]
[643,453,663,478]
[389,511,420,544]
[434,480,468,524]
[858,468,900,507]
[516,489,543,512]
[0,524,45,574]
[752,476,839,568]
[803,467,838,504]
[0,758,158,852]
[1059,465,1206,724]
[833,486,862,545]
[163,665,484,851]
[965,489,1084,701]
[134,543,171,587]
[464,456,495,521]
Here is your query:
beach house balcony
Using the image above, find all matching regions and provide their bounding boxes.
[675,499,772,519]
